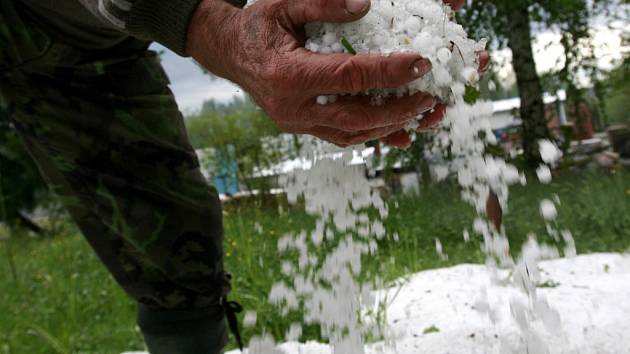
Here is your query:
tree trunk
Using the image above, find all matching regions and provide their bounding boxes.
[506,2,550,167]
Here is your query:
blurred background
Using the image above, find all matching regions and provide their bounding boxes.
[0,1,629,353]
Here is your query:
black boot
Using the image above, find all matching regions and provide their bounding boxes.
[137,304,229,354]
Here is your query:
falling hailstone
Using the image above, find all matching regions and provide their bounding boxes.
[539,139,563,165]
[536,165,552,184]
[540,199,558,221]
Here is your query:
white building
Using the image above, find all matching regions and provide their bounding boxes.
[489,90,568,130]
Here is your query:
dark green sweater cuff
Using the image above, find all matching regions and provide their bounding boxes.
[126,0,203,56]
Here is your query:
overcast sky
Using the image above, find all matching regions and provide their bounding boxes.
[156,22,627,114]
[154,46,245,115]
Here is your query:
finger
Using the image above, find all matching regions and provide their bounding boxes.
[443,0,465,11]
[382,130,412,149]
[416,103,447,131]
[310,122,408,147]
[298,50,432,94]
[478,51,491,73]
[286,0,371,25]
[312,91,436,131]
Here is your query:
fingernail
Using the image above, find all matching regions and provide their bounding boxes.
[345,0,370,15]
[411,58,432,77]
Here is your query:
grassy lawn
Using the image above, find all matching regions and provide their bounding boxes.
[1,171,628,353]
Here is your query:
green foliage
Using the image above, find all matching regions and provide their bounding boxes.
[464,85,481,104]
[0,224,144,354]
[599,42,630,124]
[537,280,561,288]
[186,97,293,193]
[341,36,357,55]
[423,325,440,334]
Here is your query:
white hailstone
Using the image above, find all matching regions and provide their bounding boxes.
[561,230,576,257]
[316,95,329,105]
[320,46,333,54]
[488,80,497,91]
[503,165,521,184]
[432,165,450,181]
[378,4,394,22]
[458,168,474,187]
[286,323,303,341]
[307,42,321,53]
[460,66,480,84]
[243,311,258,328]
[536,165,552,184]
[433,66,453,86]
[539,140,562,164]
[281,261,294,275]
[331,42,344,53]
[322,32,337,45]
[540,199,558,221]
[435,238,443,253]
[451,82,466,96]
[435,238,448,260]
[372,33,387,46]
[405,119,420,131]
[403,16,421,33]
[437,47,452,64]
[412,31,433,51]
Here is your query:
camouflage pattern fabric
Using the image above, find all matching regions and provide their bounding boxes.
[1,1,231,351]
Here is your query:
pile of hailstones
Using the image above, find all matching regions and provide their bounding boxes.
[242,0,574,353]
[306,0,485,113]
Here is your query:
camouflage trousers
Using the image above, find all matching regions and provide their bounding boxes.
[1,1,232,352]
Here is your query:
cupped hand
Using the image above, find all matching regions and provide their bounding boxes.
[186,0,438,147]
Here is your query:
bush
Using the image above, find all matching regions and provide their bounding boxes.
[186,97,297,194]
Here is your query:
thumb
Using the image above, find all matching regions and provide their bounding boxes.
[285,0,371,25]
[442,0,464,11]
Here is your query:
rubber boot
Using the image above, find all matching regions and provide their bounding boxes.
[137,304,228,354]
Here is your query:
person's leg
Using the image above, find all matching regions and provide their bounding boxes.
[1,2,234,352]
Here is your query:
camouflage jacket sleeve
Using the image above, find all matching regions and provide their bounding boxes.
[78,0,202,56]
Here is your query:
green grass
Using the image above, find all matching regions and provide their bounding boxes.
[1,171,629,353]
[0,224,144,354]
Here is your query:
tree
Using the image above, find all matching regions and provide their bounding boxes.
[458,0,622,166]
[599,31,630,125]
[186,96,295,195]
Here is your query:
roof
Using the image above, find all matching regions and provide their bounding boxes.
[493,90,567,113]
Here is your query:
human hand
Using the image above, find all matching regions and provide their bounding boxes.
[186,0,438,147]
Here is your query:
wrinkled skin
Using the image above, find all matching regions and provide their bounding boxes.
[187,0,489,148]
